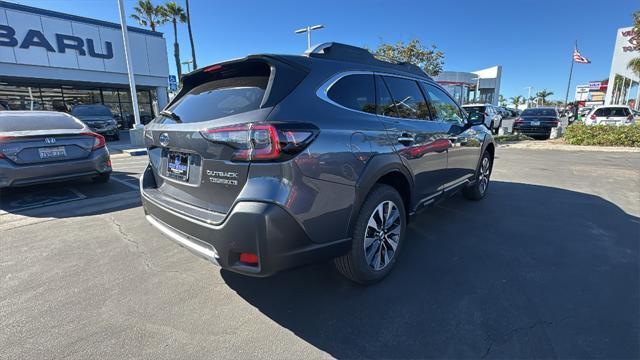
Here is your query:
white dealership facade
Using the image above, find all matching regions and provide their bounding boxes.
[605,26,639,110]
[0,1,169,126]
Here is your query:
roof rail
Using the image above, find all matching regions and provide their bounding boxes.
[305,42,430,79]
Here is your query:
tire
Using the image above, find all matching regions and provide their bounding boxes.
[334,184,406,284]
[463,150,492,201]
[92,173,110,184]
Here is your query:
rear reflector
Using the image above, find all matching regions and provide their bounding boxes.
[239,253,259,265]
[82,132,106,151]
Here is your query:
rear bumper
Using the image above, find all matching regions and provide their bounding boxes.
[140,166,350,277]
[513,125,553,136]
[91,125,119,136]
[0,148,111,187]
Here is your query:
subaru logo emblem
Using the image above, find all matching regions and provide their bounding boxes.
[44,137,56,144]
[159,133,170,147]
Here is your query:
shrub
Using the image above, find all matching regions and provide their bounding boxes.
[564,124,640,147]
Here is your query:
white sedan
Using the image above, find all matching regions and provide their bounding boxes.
[585,105,635,126]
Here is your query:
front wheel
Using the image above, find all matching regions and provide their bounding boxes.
[334,184,406,284]
[463,151,492,201]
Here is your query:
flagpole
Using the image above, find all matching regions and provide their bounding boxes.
[563,40,576,107]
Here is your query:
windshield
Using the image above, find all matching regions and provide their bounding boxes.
[521,108,558,117]
[71,105,113,117]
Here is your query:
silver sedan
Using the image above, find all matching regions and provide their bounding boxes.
[0,111,112,188]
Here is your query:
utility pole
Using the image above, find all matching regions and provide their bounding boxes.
[294,24,325,50]
[525,86,533,108]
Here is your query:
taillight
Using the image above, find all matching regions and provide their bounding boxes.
[514,117,523,124]
[82,132,106,151]
[627,114,634,122]
[239,252,259,265]
[590,114,596,120]
[200,123,316,162]
[0,135,15,158]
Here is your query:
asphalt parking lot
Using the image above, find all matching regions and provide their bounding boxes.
[1,148,639,359]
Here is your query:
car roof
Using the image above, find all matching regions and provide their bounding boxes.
[0,110,70,117]
[462,103,493,107]
[593,105,630,109]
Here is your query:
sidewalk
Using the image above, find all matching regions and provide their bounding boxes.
[106,130,147,157]
[498,139,640,153]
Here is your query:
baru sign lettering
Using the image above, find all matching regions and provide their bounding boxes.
[0,24,113,59]
[621,28,639,53]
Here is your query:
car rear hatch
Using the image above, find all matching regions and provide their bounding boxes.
[143,56,309,216]
[0,131,99,165]
[594,108,632,125]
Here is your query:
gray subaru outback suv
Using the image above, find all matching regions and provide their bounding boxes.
[140,43,494,284]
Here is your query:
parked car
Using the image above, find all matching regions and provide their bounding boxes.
[0,111,111,188]
[462,103,503,134]
[513,107,560,139]
[0,101,9,111]
[577,107,592,120]
[70,104,120,140]
[585,105,635,126]
[140,42,496,284]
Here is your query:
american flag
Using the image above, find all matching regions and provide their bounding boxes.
[573,48,591,64]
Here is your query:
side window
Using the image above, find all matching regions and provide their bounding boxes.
[375,75,398,117]
[327,74,376,114]
[422,83,465,125]
[382,76,430,120]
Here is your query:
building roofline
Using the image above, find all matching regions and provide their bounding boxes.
[0,0,163,38]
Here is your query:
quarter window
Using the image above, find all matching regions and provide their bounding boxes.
[327,74,376,114]
[422,83,465,125]
[382,76,430,120]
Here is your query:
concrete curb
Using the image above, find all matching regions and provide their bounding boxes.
[497,141,640,153]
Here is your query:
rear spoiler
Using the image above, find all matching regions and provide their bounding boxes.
[168,55,309,111]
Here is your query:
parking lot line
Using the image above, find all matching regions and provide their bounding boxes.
[110,175,140,190]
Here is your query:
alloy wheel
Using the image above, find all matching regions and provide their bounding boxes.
[364,200,401,271]
[478,157,491,194]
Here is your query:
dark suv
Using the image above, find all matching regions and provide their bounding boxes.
[140,43,495,284]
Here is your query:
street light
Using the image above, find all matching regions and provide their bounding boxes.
[294,24,324,50]
[524,86,534,108]
[470,77,481,103]
[181,60,193,73]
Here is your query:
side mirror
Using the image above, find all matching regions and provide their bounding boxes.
[468,112,484,126]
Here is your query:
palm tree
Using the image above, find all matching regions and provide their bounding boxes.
[509,95,524,110]
[498,95,507,107]
[130,0,165,32]
[536,90,554,106]
[628,58,640,78]
[162,2,187,81]
[185,0,197,70]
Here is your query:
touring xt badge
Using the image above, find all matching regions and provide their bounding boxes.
[206,170,238,185]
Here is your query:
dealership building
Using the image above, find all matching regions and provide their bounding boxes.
[0,1,169,125]
[434,66,502,106]
[604,26,639,110]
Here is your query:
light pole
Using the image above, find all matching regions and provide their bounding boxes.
[294,24,324,50]
[117,0,141,131]
[524,86,534,108]
[181,60,193,73]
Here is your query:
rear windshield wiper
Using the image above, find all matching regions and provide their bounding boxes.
[160,110,182,123]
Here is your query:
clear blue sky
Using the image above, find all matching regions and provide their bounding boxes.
[16,0,638,101]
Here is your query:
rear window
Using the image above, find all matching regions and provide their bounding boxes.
[0,112,84,132]
[71,104,112,117]
[166,63,270,124]
[463,106,486,114]
[594,107,631,117]
[521,108,558,117]
[327,74,375,114]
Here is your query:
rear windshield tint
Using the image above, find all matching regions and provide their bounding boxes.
[521,108,558,117]
[594,107,630,117]
[0,112,84,132]
[166,64,270,124]
[463,106,486,113]
[71,105,112,117]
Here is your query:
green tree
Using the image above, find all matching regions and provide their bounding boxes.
[509,95,524,110]
[373,39,445,76]
[162,2,187,81]
[499,95,507,107]
[185,0,197,69]
[130,0,165,32]
[536,90,554,105]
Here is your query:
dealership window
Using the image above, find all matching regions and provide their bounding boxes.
[0,82,156,127]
